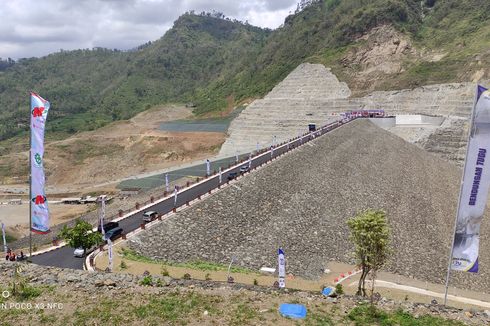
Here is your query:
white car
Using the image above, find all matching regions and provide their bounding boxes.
[142,211,158,223]
[73,247,85,257]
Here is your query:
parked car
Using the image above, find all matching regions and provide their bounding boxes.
[73,247,86,258]
[142,211,158,223]
[239,165,250,174]
[97,221,119,233]
[227,172,238,181]
[103,227,123,241]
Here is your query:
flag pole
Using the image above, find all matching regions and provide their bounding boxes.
[443,84,479,305]
[28,93,32,260]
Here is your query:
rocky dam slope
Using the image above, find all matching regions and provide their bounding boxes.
[130,119,490,294]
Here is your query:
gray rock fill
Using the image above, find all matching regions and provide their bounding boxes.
[131,119,490,294]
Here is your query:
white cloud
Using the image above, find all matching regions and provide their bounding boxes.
[0,0,298,59]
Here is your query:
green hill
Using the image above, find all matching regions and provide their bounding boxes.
[0,0,489,149]
[0,13,269,145]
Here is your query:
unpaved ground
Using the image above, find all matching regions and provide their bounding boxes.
[0,104,226,192]
[0,203,94,239]
[95,243,490,311]
[1,260,487,326]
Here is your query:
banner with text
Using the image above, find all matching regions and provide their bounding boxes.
[278,248,286,288]
[451,85,490,272]
[30,92,51,234]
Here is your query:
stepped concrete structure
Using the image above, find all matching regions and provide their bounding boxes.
[219,63,475,165]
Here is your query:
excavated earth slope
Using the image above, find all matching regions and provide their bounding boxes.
[131,119,490,294]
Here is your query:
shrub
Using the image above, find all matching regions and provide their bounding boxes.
[335,283,344,295]
[253,279,259,286]
[160,266,169,277]
[205,273,211,281]
[120,260,127,270]
[156,279,163,287]
[140,276,153,286]
[183,273,191,280]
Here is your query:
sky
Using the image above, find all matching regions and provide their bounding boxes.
[0,0,298,60]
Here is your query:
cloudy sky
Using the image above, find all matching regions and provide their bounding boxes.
[0,0,298,59]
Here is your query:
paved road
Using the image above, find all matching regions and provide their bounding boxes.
[32,118,354,270]
[118,153,251,190]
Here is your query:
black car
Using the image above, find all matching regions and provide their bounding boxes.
[227,172,238,181]
[103,227,123,241]
[97,221,119,233]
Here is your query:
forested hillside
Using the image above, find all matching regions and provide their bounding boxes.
[0,13,269,144]
[0,0,489,148]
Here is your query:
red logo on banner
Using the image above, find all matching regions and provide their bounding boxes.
[32,195,47,204]
[32,107,45,117]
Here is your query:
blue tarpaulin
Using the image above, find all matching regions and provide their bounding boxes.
[279,303,307,319]
[322,287,334,296]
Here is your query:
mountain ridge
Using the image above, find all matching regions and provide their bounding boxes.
[0,0,489,148]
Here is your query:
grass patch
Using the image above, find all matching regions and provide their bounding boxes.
[133,291,219,323]
[230,303,258,326]
[347,304,465,326]
[72,299,127,326]
[305,311,335,326]
[121,248,256,274]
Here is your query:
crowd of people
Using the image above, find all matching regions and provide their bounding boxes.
[5,249,24,261]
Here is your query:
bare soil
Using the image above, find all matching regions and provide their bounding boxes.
[0,104,226,192]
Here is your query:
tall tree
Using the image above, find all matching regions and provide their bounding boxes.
[347,209,390,298]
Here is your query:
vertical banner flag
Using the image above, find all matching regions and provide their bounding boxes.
[174,185,178,206]
[248,153,252,168]
[235,151,239,163]
[108,239,113,272]
[30,92,50,234]
[165,173,169,192]
[278,248,286,288]
[206,159,210,176]
[256,142,259,153]
[219,167,222,184]
[99,197,106,236]
[271,146,274,158]
[1,222,7,254]
[451,85,490,273]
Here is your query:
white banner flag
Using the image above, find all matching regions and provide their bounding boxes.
[1,222,7,254]
[219,167,222,183]
[235,151,239,163]
[248,153,252,168]
[108,239,113,272]
[256,142,259,152]
[206,159,210,176]
[165,173,169,192]
[278,248,286,288]
[30,92,50,234]
[451,85,490,272]
[99,197,106,236]
[174,186,178,206]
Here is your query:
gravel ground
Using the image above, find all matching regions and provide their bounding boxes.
[130,119,490,295]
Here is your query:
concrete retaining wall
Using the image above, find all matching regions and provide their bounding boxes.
[396,115,444,126]
[369,117,396,128]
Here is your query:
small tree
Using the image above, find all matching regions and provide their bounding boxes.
[347,209,390,298]
[59,219,103,254]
